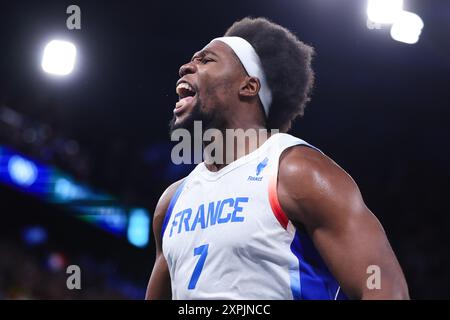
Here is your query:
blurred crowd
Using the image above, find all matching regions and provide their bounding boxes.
[0,239,145,300]
[0,105,90,180]
[0,104,188,208]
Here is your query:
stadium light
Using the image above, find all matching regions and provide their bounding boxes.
[54,177,88,201]
[22,226,48,246]
[8,155,38,187]
[127,209,150,247]
[390,11,424,44]
[367,0,404,24]
[41,40,77,75]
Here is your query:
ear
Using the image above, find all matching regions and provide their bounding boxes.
[238,76,260,99]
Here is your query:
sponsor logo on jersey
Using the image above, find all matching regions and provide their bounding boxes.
[248,157,268,181]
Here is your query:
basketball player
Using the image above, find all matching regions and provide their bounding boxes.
[146,17,409,300]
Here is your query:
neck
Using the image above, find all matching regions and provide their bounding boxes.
[203,120,272,172]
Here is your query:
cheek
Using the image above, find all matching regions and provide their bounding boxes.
[202,76,236,105]
[197,64,240,110]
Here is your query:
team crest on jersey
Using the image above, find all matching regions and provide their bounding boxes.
[248,157,268,181]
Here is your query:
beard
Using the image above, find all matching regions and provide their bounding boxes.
[168,96,223,135]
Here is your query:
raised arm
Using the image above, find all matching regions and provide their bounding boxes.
[277,146,409,299]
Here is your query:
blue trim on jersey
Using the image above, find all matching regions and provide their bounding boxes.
[290,229,347,300]
[161,180,187,241]
[289,264,302,300]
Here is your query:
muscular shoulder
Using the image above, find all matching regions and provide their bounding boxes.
[278,144,350,193]
[277,145,365,228]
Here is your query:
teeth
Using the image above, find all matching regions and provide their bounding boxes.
[176,82,195,95]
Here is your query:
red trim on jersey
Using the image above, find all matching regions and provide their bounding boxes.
[268,174,289,230]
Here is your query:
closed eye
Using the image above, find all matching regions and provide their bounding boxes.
[191,55,214,64]
[200,57,213,64]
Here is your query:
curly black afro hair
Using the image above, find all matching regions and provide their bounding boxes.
[224,17,315,132]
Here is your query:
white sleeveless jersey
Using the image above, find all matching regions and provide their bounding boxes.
[161,133,346,300]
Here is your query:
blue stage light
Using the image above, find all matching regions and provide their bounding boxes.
[8,155,38,187]
[127,208,150,247]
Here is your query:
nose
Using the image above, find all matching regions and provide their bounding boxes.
[179,61,196,77]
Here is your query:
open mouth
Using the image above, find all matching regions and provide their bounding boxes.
[176,82,196,100]
[174,81,197,115]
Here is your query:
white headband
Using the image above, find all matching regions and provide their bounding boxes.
[208,36,272,117]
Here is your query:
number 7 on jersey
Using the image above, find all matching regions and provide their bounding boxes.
[188,244,209,290]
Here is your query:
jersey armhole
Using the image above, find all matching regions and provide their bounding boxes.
[160,180,187,241]
[268,174,289,229]
[268,143,322,231]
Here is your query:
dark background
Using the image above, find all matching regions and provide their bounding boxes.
[0,0,449,299]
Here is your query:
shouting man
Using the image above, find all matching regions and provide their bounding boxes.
[146,17,409,300]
